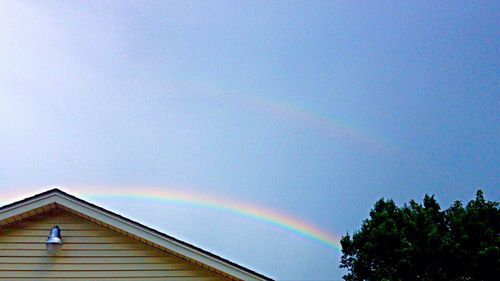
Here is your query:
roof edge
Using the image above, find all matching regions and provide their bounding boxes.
[0,188,273,281]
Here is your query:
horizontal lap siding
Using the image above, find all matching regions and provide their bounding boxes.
[0,211,224,280]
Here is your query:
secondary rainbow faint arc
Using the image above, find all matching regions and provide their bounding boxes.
[192,85,392,150]
[66,186,342,251]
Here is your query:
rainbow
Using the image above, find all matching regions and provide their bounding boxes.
[184,83,392,151]
[246,94,384,148]
[1,186,342,251]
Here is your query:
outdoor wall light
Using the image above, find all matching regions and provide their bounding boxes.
[46,226,63,255]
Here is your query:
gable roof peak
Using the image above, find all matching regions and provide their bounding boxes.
[0,187,272,281]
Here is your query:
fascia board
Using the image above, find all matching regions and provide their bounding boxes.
[0,193,58,222]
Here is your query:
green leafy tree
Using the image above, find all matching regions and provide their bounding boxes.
[340,190,499,281]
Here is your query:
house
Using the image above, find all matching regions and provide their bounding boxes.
[0,188,272,280]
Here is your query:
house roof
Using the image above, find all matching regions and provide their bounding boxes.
[0,188,272,281]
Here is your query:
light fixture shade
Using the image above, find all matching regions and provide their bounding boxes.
[46,226,62,255]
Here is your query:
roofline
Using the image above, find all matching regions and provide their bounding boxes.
[0,188,273,281]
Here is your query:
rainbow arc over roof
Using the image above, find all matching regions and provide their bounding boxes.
[0,186,342,251]
[80,186,341,251]
[2,186,341,251]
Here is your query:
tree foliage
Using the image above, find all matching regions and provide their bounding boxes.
[340,190,499,281]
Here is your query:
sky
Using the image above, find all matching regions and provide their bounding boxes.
[0,0,498,280]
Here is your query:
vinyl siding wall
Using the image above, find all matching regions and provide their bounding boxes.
[0,209,226,280]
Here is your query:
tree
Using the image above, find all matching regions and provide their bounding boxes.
[340,190,499,281]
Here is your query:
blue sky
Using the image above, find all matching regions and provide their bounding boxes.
[0,1,498,279]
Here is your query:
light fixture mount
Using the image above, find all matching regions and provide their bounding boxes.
[46,225,63,255]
